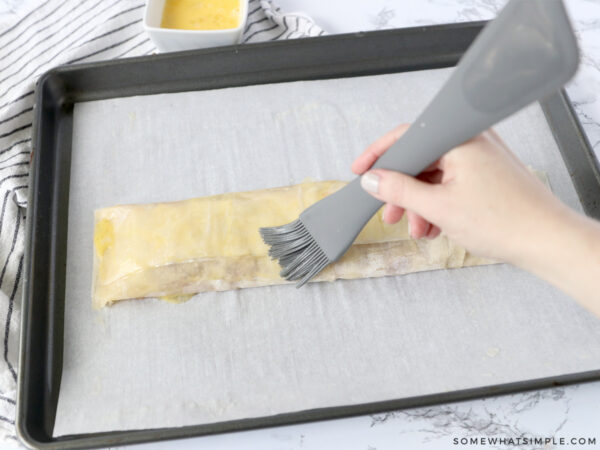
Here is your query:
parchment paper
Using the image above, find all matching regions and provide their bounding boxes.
[53,68,600,436]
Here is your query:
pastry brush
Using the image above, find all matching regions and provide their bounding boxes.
[260,0,579,287]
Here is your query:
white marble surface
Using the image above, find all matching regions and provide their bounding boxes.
[122,1,600,449]
[1,0,598,449]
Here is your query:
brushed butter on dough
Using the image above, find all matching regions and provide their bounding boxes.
[92,180,494,308]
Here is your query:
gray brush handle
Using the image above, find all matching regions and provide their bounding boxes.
[372,0,577,177]
[304,0,579,262]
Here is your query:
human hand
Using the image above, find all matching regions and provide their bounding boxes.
[353,123,600,315]
[352,124,569,265]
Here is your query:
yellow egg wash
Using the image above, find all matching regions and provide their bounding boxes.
[160,294,195,304]
[160,0,241,30]
[93,219,114,259]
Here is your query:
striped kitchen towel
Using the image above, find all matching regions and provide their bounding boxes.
[0,0,324,445]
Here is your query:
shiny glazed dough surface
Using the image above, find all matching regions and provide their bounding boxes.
[92,180,493,308]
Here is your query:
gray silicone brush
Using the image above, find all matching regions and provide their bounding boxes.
[260,0,579,287]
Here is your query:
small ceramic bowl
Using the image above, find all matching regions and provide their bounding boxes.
[144,0,249,52]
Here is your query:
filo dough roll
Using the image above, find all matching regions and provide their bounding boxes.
[92,180,495,308]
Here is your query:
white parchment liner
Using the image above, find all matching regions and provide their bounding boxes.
[54,68,600,435]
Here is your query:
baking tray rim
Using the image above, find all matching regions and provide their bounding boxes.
[17,23,600,449]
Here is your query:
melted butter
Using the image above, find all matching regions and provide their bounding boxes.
[161,0,240,31]
[160,294,195,304]
[94,218,114,258]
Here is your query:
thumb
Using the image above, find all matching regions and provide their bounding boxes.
[360,169,439,219]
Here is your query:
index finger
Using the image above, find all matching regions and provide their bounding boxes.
[351,124,410,175]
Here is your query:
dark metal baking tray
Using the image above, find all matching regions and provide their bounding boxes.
[17,22,600,449]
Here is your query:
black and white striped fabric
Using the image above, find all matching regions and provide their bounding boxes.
[0,0,323,444]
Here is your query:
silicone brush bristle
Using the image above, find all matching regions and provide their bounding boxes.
[259,219,329,287]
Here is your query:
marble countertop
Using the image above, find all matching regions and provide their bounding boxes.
[127,1,600,449]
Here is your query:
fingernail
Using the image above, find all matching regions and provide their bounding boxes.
[361,172,380,194]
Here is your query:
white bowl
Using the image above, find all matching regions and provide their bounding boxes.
[144,0,249,52]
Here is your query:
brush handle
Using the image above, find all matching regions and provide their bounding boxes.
[371,0,577,177]
[305,0,579,262]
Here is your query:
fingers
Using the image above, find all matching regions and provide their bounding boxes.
[382,203,404,224]
[426,225,441,239]
[384,204,440,239]
[360,169,438,220]
[351,124,410,175]
[406,211,431,239]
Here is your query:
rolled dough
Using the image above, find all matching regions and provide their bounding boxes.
[91,179,501,308]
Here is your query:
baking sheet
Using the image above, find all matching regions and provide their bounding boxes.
[53,68,600,436]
